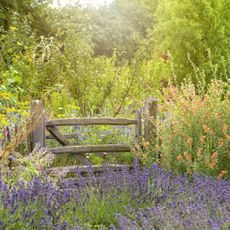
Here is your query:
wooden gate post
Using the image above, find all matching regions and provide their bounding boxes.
[28,100,45,151]
[135,109,142,140]
[144,98,158,143]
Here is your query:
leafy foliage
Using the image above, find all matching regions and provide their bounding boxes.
[149,0,230,82]
[146,80,230,179]
[88,0,157,59]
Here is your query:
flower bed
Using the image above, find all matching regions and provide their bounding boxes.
[0,161,229,229]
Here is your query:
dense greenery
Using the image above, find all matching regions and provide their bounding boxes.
[1,0,228,114]
[0,0,229,228]
[0,0,229,165]
[1,0,229,167]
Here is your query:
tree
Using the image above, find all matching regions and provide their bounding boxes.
[87,0,156,59]
[0,0,53,35]
[150,0,230,82]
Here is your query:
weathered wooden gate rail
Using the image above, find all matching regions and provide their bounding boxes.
[29,99,157,172]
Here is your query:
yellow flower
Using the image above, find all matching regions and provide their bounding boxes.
[214,113,220,119]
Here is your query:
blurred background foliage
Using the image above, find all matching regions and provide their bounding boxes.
[1,0,229,116]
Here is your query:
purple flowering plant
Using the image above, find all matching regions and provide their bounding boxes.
[50,125,135,166]
[0,160,229,229]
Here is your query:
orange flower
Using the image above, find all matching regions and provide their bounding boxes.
[197,147,202,157]
[210,160,217,169]
[203,124,209,133]
[182,133,188,139]
[209,129,214,135]
[143,141,150,149]
[183,152,191,161]
[226,135,230,142]
[217,170,227,180]
[218,139,224,148]
[186,137,192,145]
[173,130,179,135]
[221,170,227,175]
[177,155,183,161]
[211,151,218,160]
[200,136,205,143]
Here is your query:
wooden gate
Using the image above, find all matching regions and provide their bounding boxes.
[28,99,157,173]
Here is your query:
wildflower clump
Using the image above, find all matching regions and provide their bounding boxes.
[1,145,55,183]
[154,79,229,179]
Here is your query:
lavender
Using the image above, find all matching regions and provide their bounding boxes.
[0,162,229,229]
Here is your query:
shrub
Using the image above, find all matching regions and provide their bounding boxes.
[152,79,230,179]
[0,145,54,184]
[0,162,229,229]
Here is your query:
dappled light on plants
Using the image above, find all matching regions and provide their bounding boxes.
[150,80,230,179]
[0,0,229,228]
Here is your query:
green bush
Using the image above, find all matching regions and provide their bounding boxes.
[143,79,230,179]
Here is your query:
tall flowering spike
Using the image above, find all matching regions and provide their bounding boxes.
[133,158,140,174]
[0,220,3,228]
[109,224,117,230]
[1,161,230,228]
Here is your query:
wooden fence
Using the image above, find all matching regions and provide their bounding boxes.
[27,99,158,172]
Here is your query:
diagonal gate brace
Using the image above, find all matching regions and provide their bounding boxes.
[46,126,91,165]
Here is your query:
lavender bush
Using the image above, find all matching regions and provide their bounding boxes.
[0,161,229,229]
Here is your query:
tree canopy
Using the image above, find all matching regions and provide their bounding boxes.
[0,0,229,116]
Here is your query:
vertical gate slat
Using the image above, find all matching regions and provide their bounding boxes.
[135,109,142,139]
[29,100,45,151]
[144,98,158,143]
